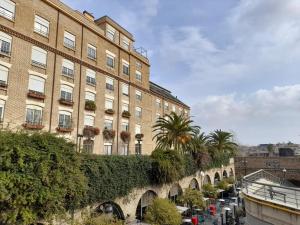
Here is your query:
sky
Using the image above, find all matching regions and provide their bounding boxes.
[62,0,300,145]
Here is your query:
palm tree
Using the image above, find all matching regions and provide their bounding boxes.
[153,112,199,153]
[208,129,238,157]
[189,128,208,155]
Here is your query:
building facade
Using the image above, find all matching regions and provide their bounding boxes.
[0,0,189,155]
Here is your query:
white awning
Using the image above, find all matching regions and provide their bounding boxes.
[176,206,189,213]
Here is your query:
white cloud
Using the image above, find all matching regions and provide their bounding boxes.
[192,84,300,145]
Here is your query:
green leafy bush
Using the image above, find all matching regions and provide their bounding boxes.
[80,215,124,225]
[151,149,184,183]
[0,131,87,225]
[216,180,229,190]
[144,198,181,225]
[202,184,218,198]
[178,188,206,210]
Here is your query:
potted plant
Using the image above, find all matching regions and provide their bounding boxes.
[27,90,46,100]
[59,98,74,106]
[120,131,131,143]
[121,110,131,118]
[56,126,73,132]
[102,128,116,140]
[105,108,115,115]
[85,100,96,111]
[83,126,100,137]
[135,133,144,140]
[22,122,44,130]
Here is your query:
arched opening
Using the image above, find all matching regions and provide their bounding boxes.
[135,190,157,222]
[214,172,221,185]
[203,175,211,185]
[94,201,125,220]
[168,183,183,204]
[230,168,234,177]
[189,178,200,190]
[223,170,228,178]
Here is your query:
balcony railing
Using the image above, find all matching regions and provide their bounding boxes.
[62,67,74,78]
[242,169,300,209]
[0,80,7,88]
[34,27,49,37]
[23,121,44,130]
[32,60,46,68]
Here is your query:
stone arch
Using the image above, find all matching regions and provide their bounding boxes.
[223,170,228,178]
[214,172,221,184]
[203,174,212,185]
[168,183,183,203]
[135,190,157,221]
[189,178,200,190]
[94,201,125,220]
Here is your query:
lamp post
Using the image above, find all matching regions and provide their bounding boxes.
[282,168,287,183]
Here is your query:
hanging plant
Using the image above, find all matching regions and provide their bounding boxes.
[85,100,97,111]
[103,128,116,140]
[121,110,131,118]
[105,109,115,115]
[83,126,100,137]
[120,131,131,143]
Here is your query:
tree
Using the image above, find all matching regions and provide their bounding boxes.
[81,215,124,225]
[202,184,218,198]
[208,130,238,158]
[144,198,181,225]
[188,128,208,155]
[153,112,199,153]
[178,188,206,211]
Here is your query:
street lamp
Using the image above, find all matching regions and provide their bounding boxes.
[282,168,287,183]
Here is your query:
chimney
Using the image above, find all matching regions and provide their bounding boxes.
[83,10,94,21]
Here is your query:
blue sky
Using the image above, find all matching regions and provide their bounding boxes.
[62,0,300,145]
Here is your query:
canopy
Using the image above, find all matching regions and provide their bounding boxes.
[176,206,189,213]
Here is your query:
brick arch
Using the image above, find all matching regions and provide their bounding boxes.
[135,190,158,221]
[229,168,234,177]
[203,174,212,185]
[189,178,200,190]
[168,183,183,203]
[223,170,228,178]
[214,172,221,183]
[94,201,125,220]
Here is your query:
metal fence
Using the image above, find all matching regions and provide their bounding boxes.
[242,169,300,209]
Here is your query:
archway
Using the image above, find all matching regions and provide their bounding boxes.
[94,201,125,220]
[168,183,183,204]
[203,175,211,185]
[189,178,200,190]
[223,170,228,178]
[230,168,234,177]
[135,190,157,221]
[214,172,221,185]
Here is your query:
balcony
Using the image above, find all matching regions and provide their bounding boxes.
[105,108,115,115]
[22,121,44,130]
[85,100,96,111]
[27,90,45,100]
[56,124,73,133]
[121,110,131,118]
[59,98,74,106]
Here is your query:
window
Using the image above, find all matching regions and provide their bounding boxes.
[34,15,49,37]
[0,0,15,20]
[31,46,47,68]
[135,124,141,134]
[136,90,142,101]
[135,107,142,118]
[58,111,72,128]
[104,143,112,155]
[105,98,113,109]
[179,107,183,114]
[122,37,130,50]
[120,145,128,155]
[26,105,43,125]
[122,83,129,96]
[0,65,8,86]
[122,103,129,112]
[104,119,113,130]
[122,60,129,75]
[83,139,94,154]
[106,25,115,41]
[164,102,169,110]
[0,99,5,121]
[85,92,95,102]
[106,77,114,91]
[87,44,96,60]
[28,75,45,94]
[84,115,94,126]
[0,31,11,55]
[172,105,176,112]
[60,85,73,101]
[64,31,75,49]
[156,99,161,108]
[136,61,142,70]
[106,53,115,68]
[62,59,74,78]
[121,121,129,131]
[86,69,96,85]
[135,71,142,81]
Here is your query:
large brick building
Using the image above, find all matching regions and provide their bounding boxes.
[0,0,189,155]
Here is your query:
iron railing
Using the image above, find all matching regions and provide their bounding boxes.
[242,169,300,209]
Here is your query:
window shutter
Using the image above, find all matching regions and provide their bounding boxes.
[28,75,45,93]
[122,84,129,95]
[0,0,15,13]
[32,46,47,65]
[35,15,49,28]
[0,31,11,43]
[62,59,74,70]
[106,77,114,85]
[0,65,8,82]
[86,69,96,78]
[64,31,75,42]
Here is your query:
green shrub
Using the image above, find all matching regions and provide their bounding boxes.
[202,184,218,198]
[178,188,206,210]
[81,215,124,225]
[151,149,184,183]
[225,176,235,184]
[182,154,198,176]
[144,198,181,225]
[216,180,229,190]
[81,155,153,205]
[0,131,87,225]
